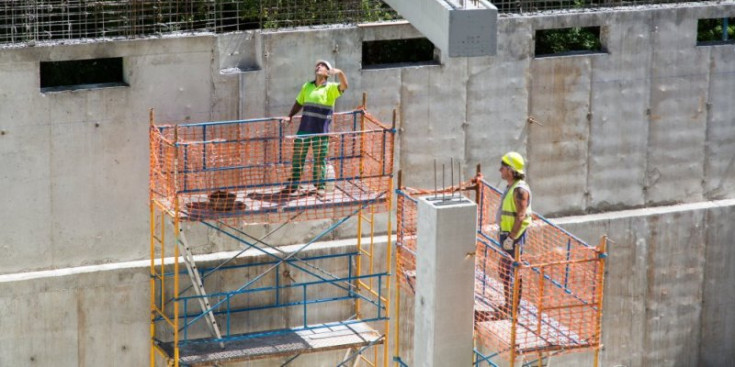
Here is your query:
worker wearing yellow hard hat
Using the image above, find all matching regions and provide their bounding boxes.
[494,151,532,319]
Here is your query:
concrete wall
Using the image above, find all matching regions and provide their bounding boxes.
[1,2,734,366]
[3,201,732,367]
[3,3,734,275]
[554,199,735,367]
[0,239,383,367]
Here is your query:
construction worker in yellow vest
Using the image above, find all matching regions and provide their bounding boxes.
[495,151,532,319]
[281,60,349,196]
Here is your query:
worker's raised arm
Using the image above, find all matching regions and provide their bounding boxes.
[331,68,349,93]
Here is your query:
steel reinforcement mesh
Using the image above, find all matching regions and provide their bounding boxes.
[395,179,605,361]
[0,1,708,45]
[150,109,395,225]
[0,0,398,45]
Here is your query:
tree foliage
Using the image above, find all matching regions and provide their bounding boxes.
[697,18,735,43]
[535,27,602,56]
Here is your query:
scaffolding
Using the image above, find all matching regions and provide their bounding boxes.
[149,105,396,366]
[393,170,607,367]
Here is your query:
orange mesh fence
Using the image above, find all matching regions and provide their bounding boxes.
[396,178,605,362]
[150,109,395,225]
[395,184,477,294]
[396,191,418,293]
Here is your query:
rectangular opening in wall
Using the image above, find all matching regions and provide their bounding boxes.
[535,26,603,57]
[697,17,734,45]
[41,57,126,92]
[362,38,437,69]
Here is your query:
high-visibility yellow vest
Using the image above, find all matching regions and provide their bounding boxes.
[499,180,532,235]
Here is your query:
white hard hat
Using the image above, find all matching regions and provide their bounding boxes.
[315,59,332,70]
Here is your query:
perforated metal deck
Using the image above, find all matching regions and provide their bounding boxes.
[176,182,386,223]
[159,321,382,366]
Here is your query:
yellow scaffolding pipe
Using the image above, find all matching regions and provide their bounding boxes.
[509,245,522,367]
[149,108,159,367]
[356,207,363,319]
[383,175,394,367]
[593,236,608,367]
[149,103,395,367]
[150,201,156,367]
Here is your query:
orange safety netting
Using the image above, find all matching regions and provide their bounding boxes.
[395,185,478,294]
[150,109,395,225]
[396,178,606,362]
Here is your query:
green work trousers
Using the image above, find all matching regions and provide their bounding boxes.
[287,134,329,190]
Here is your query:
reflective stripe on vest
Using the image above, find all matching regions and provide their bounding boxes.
[499,180,532,234]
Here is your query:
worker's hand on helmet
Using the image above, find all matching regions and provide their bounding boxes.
[502,237,515,251]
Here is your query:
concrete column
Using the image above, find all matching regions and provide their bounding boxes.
[414,196,477,367]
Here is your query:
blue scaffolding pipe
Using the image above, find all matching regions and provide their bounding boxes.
[160,235,358,307]
[159,110,367,134]
[197,252,355,275]
[473,349,501,367]
[198,221,357,293]
[159,271,386,326]
[176,154,360,178]
[395,190,419,203]
[175,128,386,157]
[201,125,207,170]
[476,233,595,307]
[178,209,359,329]
[393,356,410,367]
[565,238,572,289]
[473,293,577,348]
[283,128,387,139]
[177,273,388,333]
[478,180,593,250]
[161,116,282,130]
[177,272,385,308]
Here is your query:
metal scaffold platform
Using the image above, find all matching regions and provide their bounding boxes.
[393,170,608,367]
[149,104,396,367]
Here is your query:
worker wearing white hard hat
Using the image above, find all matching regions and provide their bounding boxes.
[281,60,349,196]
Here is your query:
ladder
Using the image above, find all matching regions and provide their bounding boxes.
[176,225,225,348]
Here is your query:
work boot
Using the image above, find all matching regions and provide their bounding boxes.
[279,186,298,195]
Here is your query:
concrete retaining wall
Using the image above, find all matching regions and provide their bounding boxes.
[554,199,735,367]
[3,201,732,366]
[2,3,734,274]
[1,2,734,366]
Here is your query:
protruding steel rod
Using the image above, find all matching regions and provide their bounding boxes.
[442,163,445,201]
[450,157,454,199]
[434,159,438,200]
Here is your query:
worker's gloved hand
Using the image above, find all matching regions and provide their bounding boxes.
[502,237,515,251]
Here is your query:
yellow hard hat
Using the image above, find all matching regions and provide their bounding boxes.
[502,152,525,174]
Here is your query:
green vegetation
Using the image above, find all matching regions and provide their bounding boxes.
[697,18,735,43]
[1,1,400,44]
[535,26,602,56]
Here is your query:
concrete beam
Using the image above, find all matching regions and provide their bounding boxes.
[383,0,497,57]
